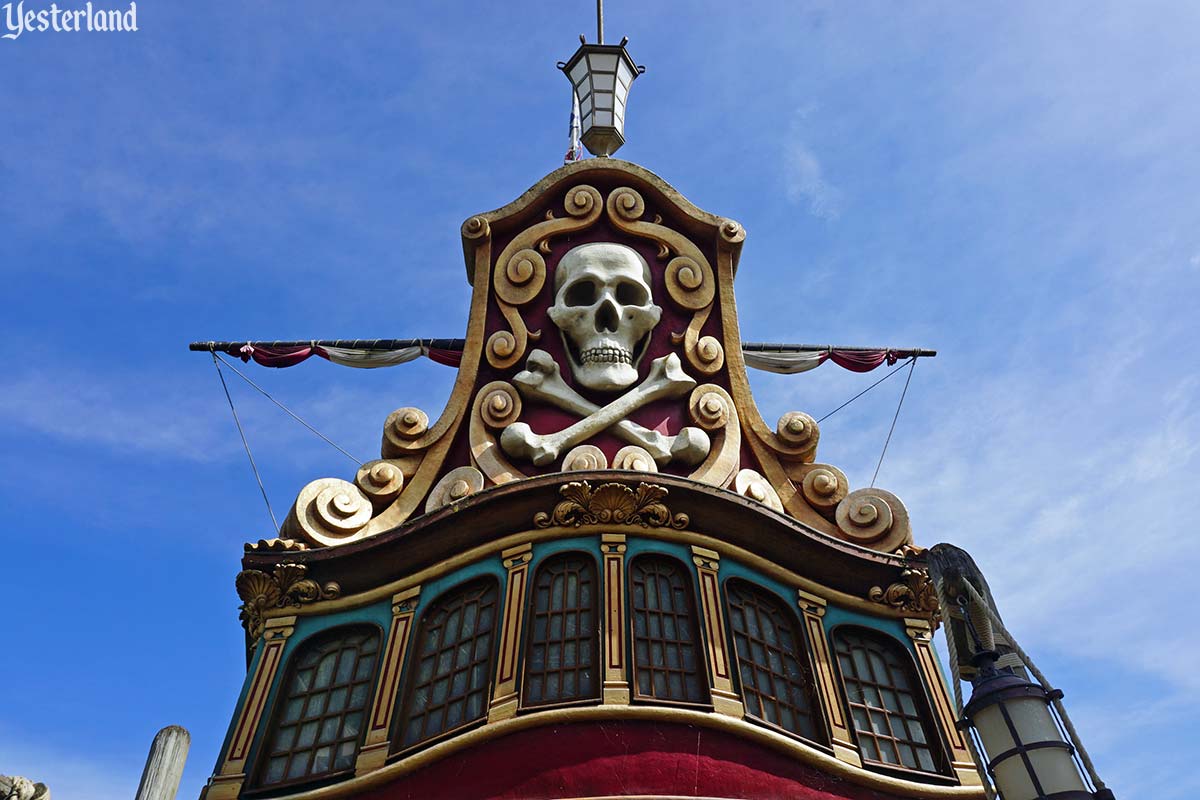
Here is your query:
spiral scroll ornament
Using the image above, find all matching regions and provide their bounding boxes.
[734,468,784,512]
[382,406,430,455]
[775,411,820,456]
[426,466,486,513]
[687,384,741,488]
[479,382,523,429]
[461,215,490,241]
[613,445,658,473]
[798,464,849,511]
[690,386,733,430]
[355,460,405,504]
[562,445,608,471]
[486,184,604,369]
[288,478,374,548]
[834,487,912,552]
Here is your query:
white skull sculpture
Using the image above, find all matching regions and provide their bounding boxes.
[548,242,662,391]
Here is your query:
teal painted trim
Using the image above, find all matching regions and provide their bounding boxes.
[823,604,912,654]
[529,534,602,566]
[623,535,692,563]
[717,555,797,610]
[211,636,269,772]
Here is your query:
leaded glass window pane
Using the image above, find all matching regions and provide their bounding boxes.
[523,554,599,707]
[629,556,708,705]
[833,628,945,774]
[726,581,824,743]
[255,627,381,789]
[395,579,498,750]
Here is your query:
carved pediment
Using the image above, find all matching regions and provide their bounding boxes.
[278,160,912,554]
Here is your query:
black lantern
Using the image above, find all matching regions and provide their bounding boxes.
[559,36,644,157]
[961,650,1114,800]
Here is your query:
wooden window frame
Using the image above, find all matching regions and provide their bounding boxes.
[249,624,383,794]
[725,579,828,747]
[830,625,952,782]
[520,551,602,710]
[390,577,501,755]
[627,554,711,709]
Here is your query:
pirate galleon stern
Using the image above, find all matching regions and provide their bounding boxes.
[198,14,1114,800]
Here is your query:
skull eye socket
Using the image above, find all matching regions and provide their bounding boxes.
[564,280,598,307]
[616,280,649,306]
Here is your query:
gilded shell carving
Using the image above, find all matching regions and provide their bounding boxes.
[534,481,688,529]
[236,563,340,639]
[869,567,939,616]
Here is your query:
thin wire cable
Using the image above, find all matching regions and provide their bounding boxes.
[215,353,364,466]
[870,357,916,487]
[212,354,280,534]
[816,357,915,423]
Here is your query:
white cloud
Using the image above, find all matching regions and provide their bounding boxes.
[783,111,843,220]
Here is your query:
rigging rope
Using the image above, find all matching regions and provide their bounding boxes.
[816,356,915,423]
[212,353,280,534]
[959,580,1110,795]
[870,357,916,487]
[215,353,364,466]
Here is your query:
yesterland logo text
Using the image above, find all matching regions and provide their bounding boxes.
[4,1,137,40]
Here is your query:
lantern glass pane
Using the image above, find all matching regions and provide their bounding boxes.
[594,111,613,126]
[588,53,619,73]
[1005,696,1065,744]
[580,95,594,116]
[569,60,589,84]
[991,754,1040,800]
[1027,748,1089,794]
[618,60,634,87]
[593,72,616,92]
[972,703,1016,752]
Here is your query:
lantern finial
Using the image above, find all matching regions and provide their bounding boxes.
[558,11,644,158]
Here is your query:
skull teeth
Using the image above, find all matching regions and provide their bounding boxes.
[580,346,633,365]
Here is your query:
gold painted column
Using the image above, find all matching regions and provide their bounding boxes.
[797,590,862,767]
[905,617,982,786]
[690,545,743,717]
[488,542,533,722]
[203,616,297,800]
[355,585,421,775]
[601,533,630,704]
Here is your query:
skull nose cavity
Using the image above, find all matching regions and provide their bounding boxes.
[595,298,620,333]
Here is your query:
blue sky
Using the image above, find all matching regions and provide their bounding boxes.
[2,2,1197,798]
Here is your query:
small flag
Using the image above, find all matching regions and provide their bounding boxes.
[564,92,583,163]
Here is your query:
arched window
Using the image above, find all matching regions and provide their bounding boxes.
[628,555,708,705]
[523,553,600,707]
[832,627,945,775]
[394,579,499,751]
[255,626,381,789]
[726,581,825,743]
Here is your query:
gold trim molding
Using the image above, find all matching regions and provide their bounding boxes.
[235,564,340,640]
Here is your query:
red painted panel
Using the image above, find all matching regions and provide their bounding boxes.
[358,720,915,800]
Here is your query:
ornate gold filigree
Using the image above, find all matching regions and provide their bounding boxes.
[562,444,608,471]
[468,381,527,486]
[868,567,939,616]
[286,478,374,548]
[236,563,340,639]
[606,186,723,375]
[487,185,604,369]
[835,487,912,552]
[686,384,741,488]
[534,481,688,529]
[426,466,486,513]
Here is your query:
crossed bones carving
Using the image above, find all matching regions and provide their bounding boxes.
[500,349,712,467]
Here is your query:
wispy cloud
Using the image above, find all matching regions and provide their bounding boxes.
[0,730,134,800]
[782,110,843,220]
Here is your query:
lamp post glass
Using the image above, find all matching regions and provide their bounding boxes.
[561,43,641,157]
[964,668,1093,800]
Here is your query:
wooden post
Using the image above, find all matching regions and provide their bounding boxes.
[135,725,191,800]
